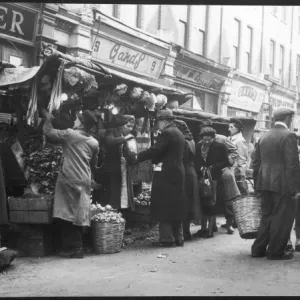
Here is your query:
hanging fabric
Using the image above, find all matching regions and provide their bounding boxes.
[48,60,65,114]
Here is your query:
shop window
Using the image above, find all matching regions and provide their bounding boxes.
[269,40,275,76]
[9,55,22,67]
[245,26,253,74]
[197,30,205,56]
[204,93,218,114]
[119,5,138,28]
[279,45,284,85]
[232,19,240,69]
[178,20,187,47]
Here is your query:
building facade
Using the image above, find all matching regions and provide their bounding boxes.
[15,4,300,131]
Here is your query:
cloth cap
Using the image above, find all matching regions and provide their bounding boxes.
[78,110,97,131]
[273,107,295,120]
[198,119,213,129]
[110,114,135,128]
[156,110,175,121]
[229,118,243,130]
[199,126,216,138]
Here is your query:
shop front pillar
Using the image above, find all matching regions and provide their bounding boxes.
[159,48,176,86]
[219,93,230,118]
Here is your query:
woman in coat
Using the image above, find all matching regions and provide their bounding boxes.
[175,119,202,240]
[194,127,231,238]
[102,114,137,211]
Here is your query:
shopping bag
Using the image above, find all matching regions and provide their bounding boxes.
[199,168,217,207]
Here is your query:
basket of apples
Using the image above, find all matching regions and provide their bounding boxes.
[91,204,126,254]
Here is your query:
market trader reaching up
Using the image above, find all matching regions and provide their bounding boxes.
[42,108,100,259]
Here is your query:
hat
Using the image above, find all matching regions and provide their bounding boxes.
[110,114,135,128]
[198,119,213,129]
[78,110,97,131]
[199,127,216,138]
[156,110,175,121]
[229,118,243,131]
[273,107,295,120]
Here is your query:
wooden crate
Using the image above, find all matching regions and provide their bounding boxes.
[8,195,54,224]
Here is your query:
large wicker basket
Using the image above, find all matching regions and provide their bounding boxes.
[231,194,262,239]
[91,221,125,254]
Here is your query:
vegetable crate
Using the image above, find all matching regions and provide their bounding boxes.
[8,195,54,224]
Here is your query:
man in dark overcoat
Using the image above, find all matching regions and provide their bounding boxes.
[252,107,300,260]
[137,110,186,247]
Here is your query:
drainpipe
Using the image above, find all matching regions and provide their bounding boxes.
[260,6,264,73]
[219,6,223,63]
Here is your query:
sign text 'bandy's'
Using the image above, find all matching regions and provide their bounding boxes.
[0,4,37,43]
[228,80,266,113]
[91,35,164,78]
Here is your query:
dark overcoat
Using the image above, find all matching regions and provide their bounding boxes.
[183,140,202,221]
[253,124,300,195]
[138,123,186,221]
[195,140,231,215]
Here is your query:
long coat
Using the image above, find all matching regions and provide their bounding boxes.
[195,140,231,215]
[183,140,202,221]
[253,124,300,196]
[102,128,135,210]
[138,123,186,221]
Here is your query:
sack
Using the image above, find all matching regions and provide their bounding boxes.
[199,168,217,207]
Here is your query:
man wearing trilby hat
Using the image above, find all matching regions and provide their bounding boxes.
[252,107,300,260]
[137,110,186,247]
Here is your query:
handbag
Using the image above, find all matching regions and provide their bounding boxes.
[199,168,217,207]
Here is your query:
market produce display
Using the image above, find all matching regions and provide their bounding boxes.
[23,129,63,195]
[134,182,152,207]
[91,204,125,224]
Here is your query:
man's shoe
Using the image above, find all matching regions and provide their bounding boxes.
[227,226,235,235]
[152,241,175,247]
[184,234,192,241]
[251,252,266,258]
[192,229,208,238]
[59,248,84,259]
[175,241,184,247]
[267,251,294,260]
[232,221,238,229]
[203,231,214,238]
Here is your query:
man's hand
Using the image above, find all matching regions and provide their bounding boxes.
[124,134,134,141]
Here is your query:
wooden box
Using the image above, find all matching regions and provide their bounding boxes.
[9,195,54,224]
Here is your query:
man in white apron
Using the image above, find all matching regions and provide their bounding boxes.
[42,109,99,258]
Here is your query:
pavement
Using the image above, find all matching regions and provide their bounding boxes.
[1,216,300,297]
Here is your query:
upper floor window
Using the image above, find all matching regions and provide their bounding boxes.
[197,29,205,56]
[245,26,253,73]
[232,19,241,69]
[119,5,138,28]
[178,20,187,47]
[269,40,275,76]
[279,45,284,84]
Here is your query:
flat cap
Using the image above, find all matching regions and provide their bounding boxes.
[273,107,295,119]
[198,119,213,129]
[156,109,175,121]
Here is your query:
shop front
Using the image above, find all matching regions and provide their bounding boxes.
[0,3,41,67]
[172,47,230,114]
[226,75,269,123]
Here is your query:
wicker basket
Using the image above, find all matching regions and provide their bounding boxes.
[91,221,125,254]
[231,194,262,239]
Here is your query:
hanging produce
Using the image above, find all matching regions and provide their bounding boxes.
[113,83,128,96]
[155,94,167,110]
[130,87,143,99]
[26,78,38,126]
[145,93,157,111]
[140,91,150,103]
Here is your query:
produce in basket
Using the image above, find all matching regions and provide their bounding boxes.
[92,208,125,224]
[113,84,128,96]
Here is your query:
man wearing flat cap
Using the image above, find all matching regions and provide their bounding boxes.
[137,110,186,247]
[228,118,249,195]
[42,108,100,259]
[251,107,300,260]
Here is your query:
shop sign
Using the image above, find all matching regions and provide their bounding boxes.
[0,4,38,44]
[91,35,165,79]
[228,80,266,113]
[271,93,294,109]
[174,63,225,91]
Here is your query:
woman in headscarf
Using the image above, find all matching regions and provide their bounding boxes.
[175,119,202,241]
[102,114,137,211]
[194,127,231,238]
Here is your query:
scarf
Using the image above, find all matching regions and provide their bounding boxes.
[201,143,210,162]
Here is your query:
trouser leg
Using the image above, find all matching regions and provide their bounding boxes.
[201,216,208,230]
[224,200,234,226]
[267,194,295,257]
[207,216,215,233]
[172,221,183,243]
[159,221,175,243]
[183,220,191,236]
[251,192,273,254]
[60,219,83,250]
[236,175,248,195]
[295,199,300,240]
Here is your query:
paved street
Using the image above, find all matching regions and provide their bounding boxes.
[1,217,299,297]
